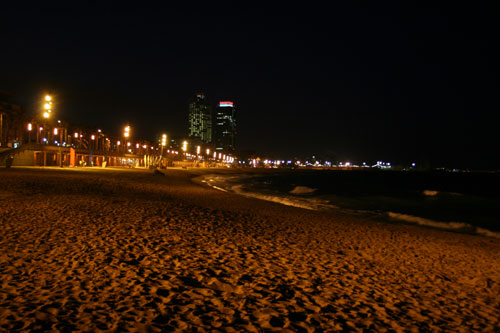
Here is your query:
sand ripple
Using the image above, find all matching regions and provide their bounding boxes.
[0,169,499,331]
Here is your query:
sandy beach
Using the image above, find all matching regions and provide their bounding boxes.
[0,167,499,332]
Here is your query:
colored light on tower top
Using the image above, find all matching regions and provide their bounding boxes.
[219,101,234,107]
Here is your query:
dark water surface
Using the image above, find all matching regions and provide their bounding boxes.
[204,170,500,237]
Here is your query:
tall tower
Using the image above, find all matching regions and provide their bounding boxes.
[214,101,236,152]
[188,93,212,143]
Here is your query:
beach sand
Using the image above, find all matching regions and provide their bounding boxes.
[0,167,499,331]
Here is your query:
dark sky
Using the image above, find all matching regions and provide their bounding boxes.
[2,3,498,169]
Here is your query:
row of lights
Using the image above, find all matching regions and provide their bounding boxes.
[34,94,235,163]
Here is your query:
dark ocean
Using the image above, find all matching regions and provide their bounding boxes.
[202,170,500,238]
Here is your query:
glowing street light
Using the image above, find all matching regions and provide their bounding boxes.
[43,95,52,119]
[123,125,131,153]
[160,134,167,158]
[182,140,188,152]
[27,123,32,143]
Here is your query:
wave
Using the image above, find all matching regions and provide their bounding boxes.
[388,212,500,239]
[476,227,500,239]
[231,184,335,211]
[289,186,317,195]
[199,174,500,239]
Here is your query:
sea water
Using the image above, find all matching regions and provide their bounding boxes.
[203,170,500,238]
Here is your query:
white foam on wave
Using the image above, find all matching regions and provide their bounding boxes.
[388,212,470,230]
[211,185,228,192]
[289,186,317,195]
[476,227,500,239]
[388,212,500,239]
[231,185,335,211]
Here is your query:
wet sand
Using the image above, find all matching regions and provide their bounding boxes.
[0,167,499,331]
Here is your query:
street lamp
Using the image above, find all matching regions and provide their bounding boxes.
[27,123,32,143]
[43,95,52,119]
[123,125,130,153]
[159,134,167,168]
[160,134,167,155]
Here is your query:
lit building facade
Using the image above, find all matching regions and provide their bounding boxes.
[188,94,212,143]
[214,101,236,152]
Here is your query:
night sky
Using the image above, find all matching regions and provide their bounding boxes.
[2,3,498,169]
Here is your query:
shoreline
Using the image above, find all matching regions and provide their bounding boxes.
[193,169,500,240]
[1,167,499,331]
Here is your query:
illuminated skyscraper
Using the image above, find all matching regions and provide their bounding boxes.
[214,101,236,151]
[188,93,212,143]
